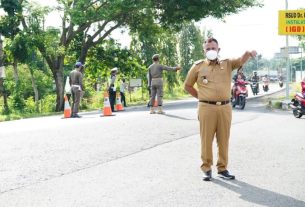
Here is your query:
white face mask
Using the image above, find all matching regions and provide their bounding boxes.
[206,50,218,60]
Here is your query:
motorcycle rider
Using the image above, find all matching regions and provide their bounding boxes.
[232,74,245,101]
[278,74,284,87]
[251,71,259,82]
[262,74,269,92]
[250,71,260,94]
[231,67,246,101]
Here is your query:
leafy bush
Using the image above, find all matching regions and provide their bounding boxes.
[24,96,36,113]
[41,94,56,113]
[9,81,26,112]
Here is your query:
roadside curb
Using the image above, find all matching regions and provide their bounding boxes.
[79,88,286,116]
[246,87,286,100]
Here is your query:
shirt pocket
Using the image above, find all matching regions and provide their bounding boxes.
[197,67,210,83]
[215,62,230,83]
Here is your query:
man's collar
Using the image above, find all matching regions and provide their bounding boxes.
[206,58,220,65]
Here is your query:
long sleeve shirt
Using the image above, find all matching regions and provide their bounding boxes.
[69,69,83,90]
[148,63,177,85]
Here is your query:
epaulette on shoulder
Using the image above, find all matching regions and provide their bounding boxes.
[194,59,204,65]
[219,58,229,62]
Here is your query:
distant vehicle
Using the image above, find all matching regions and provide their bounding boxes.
[269,76,278,82]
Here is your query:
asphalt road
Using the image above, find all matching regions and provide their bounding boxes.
[0,85,304,207]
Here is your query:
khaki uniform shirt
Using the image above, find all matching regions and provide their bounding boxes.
[148,63,176,85]
[185,58,242,101]
[69,70,83,89]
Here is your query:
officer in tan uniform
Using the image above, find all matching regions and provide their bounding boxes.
[69,62,84,118]
[148,54,181,114]
[184,37,257,181]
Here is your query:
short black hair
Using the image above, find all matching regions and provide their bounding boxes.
[204,37,218,45]
[153,57,159,61]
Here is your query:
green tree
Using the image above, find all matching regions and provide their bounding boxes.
[153,0,261,29]
[130,26,180,92]
[157,31,179,93]
[0,0,24,82]
[85,40,146,90]
[21,0,260,111]
[179,22,204,80]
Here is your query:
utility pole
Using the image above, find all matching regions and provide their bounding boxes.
[285,0,290,99]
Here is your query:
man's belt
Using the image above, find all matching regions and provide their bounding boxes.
[199,100,230,105]
[71,84,82,90]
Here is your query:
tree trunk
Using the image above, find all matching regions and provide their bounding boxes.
[29,67,39,112]
[55,71,64,111]
[0,79,9,114]
[79,46,89,64]
[51,56,65,112]
[38,50,65,112]
[0,35,9,114]
[13,59,19,83]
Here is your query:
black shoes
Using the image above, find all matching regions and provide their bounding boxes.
[71,114,82,118]
[203,170,235,181]
[203,170,212,181]
[218,170,235,180]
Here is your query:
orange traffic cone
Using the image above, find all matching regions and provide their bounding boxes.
[153,95,158,107]
[116,92,124,111]
[102,92,114,116]
[63,95,71,118]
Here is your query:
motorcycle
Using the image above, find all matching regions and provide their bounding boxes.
[231,80,248,110]
[262,76,270,92]
[262,79,269,92]
[250,81,259,95]
[290,92,305,118]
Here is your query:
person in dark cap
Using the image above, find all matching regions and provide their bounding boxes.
[148,54,181,114]
[69,62,84,118]
[108,67,118,112]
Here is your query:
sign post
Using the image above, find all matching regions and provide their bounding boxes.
[278,10,305,36]
[278,5,305,99]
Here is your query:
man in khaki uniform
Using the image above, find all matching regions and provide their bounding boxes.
[148,54,181,114]
[184,37,257,181]
[69,62,84,118]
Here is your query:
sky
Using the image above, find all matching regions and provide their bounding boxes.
[198,0,304,59]
[1,0,304,60]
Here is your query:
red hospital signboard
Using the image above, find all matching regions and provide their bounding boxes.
[278,10,305,35]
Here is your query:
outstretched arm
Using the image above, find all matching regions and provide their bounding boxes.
[240,50,257,65]
[162,65,181,72]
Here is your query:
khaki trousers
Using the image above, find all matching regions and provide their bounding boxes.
[198,102,232,173]
[71,86,81,115]
[150,78,163,106]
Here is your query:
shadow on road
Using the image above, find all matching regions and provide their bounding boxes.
[164,113,197,121]
[124,100,198,113]
[213,179,305,207]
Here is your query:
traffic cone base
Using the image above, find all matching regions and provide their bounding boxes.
[102,92,115,117]
[116,92,124,111]
[63,95,71,118]
[153,96,158,107]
